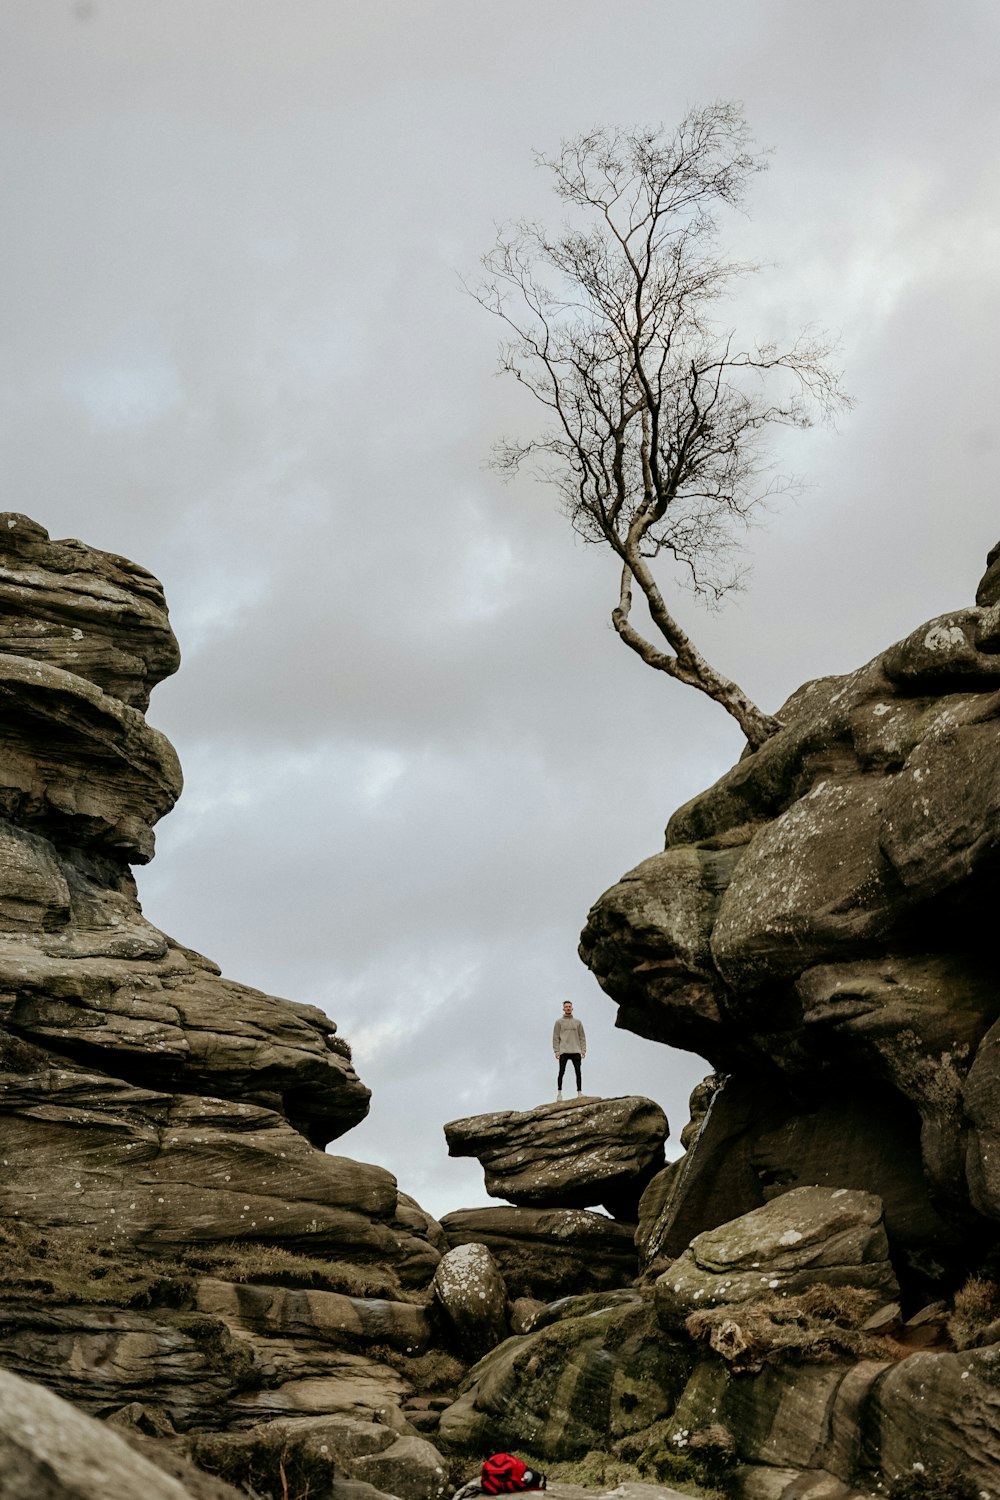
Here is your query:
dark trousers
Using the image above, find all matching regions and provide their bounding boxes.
[557,1053,582,1091]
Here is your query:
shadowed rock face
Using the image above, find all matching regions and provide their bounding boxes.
[439,1206,638,1300]
[581,544,1000,1286]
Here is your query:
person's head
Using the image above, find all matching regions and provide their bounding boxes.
[562,1001,573,1016]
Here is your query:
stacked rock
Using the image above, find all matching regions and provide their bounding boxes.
[0,515,459,1492]
[435,1095,669,1328]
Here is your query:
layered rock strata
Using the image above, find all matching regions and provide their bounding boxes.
[440,1206,639,1301]
[440,1095,668,1299]
[0,517,455,1493]
[445,1095,668,1217]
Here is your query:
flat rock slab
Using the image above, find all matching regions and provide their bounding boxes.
[444,1096,668,1215]
[657,1186,897,1320]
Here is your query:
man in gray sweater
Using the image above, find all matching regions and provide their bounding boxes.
[553,1000,586,1101]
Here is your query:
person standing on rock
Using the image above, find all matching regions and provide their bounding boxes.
[553,1000,586,1101]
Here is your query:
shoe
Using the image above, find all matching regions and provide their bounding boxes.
[577,1090,583,1098]
[556,1090,563,1102]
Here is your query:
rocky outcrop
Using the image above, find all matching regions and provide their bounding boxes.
[444,1096,668,1218]
[439,1097,661,1313]
[655,1188,898,1320]
[438,1293,692,1460]
[12,514,1000,1500]
[0,518,456,1484]
[580,546,1000,1289]
[660,1337,1000,1498]
[440,1206,638,1300]
[0,1364,247,1500]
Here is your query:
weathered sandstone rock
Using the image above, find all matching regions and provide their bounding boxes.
[444,1095,668,1219]
[633,1074,960,1294]
[0,1364,246,1500]
[655,1188,898,1322]
[432,1242,508,1360]
[194,1278,432,1355]
[578,848,741,1061]
[440,1206,637,1300]
[438,1295,690,1460]
[0,935,370,1145]
[0,653,182,864]
[0,1059,435,1280]
[0,514,180,709]
[867,1341,1000,1492]
[661,1336,1000,1498]
[579,543,1000,1255]
[0,517,448,1457]
[188,1414,430,1500]
[0,1301,258,1430]
[661,1356,889,1495]
[350,1432,450,1500]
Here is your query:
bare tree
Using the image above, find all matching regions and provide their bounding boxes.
[476,103,851,748]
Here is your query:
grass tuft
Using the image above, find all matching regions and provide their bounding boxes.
[948,1275,1000,1351]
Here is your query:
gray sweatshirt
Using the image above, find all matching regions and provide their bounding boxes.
[553,1015,586,1054]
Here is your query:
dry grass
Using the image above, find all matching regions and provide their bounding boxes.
[179,1241,405,1300]
[367,1344,468,1392]
[0,1219,192,1307]
[0,1217,408,1307]
[948,1275,1000,1351]
[684,1284,889,1372]
[884,1463,980,1499]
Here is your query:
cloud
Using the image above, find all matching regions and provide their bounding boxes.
[2,0,998,1220]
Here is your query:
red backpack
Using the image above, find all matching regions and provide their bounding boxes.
[481,1455,547,1493]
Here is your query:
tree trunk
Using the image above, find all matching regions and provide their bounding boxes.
[612,560,781,748]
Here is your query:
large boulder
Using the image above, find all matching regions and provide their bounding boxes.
[431,1243,508,1361]
[437,1296,691,1460]
[579,543,1000,1261]
[654,1187,898,1323]
[440,1206,637,1301]
[444,1096,668,1219]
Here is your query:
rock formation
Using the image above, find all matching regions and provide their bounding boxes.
[439,1206,638,1301]
[0,516,458,1500]
[439,545,1000,1500]
[440,1096,669,1299]
[444,1097,668,1218]
[580,556,1000,1300]
[10,514,1000,1500]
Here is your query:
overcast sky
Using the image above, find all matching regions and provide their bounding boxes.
[2,1,998,1219]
